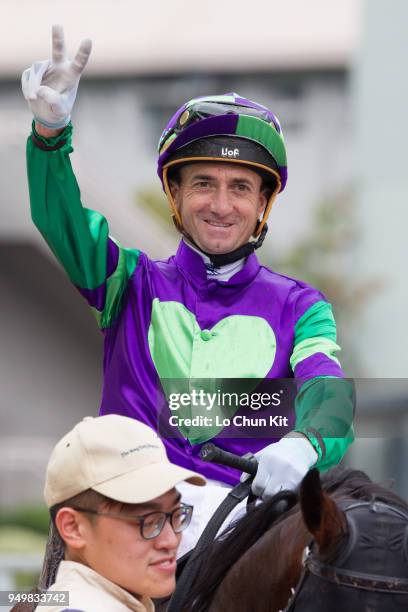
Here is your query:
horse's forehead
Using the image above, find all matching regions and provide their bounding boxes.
[323,500,408,572]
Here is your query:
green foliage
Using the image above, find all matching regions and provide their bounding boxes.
[262,189,381,320]
[135,187,173,230]
[15,571,41,590]
[0,505,49,535]
[0,526,46,553]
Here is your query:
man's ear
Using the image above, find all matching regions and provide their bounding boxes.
[259,188,269,215]
[55,508,88,550]
[169,179,180,202]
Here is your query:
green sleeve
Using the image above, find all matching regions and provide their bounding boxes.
[294,377,355,471]
[290,300,354,470]
[26,121,140,328]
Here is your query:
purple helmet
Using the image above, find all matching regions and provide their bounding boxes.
[157,92,287,237]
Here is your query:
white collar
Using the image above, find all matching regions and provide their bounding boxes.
[183,239,245,281]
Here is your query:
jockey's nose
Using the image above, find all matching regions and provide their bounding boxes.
[208,183,233,217]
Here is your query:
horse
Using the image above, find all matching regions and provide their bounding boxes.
[160,466,408,611]
[12,467,408,612]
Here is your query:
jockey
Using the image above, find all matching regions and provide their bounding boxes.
[22,26,354,556]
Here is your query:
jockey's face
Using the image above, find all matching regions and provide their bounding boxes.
[57,488,182,599]
[170,162,267,254]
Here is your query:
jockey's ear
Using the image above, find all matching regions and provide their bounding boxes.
[258,188,268,216]
[168,178,180,201]
[168,166,182,203]
[299,469,347,556]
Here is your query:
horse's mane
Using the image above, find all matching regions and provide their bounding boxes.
[185,467,408,611]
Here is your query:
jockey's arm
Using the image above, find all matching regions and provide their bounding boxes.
[23,26,140,329]
[289,299,354,469]
[250,299,354,501]
[27,122,140,329]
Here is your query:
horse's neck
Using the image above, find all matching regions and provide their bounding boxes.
[210,509,310,612]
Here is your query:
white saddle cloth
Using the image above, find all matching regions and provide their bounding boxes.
[176,479,248,559]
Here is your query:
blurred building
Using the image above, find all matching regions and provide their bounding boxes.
[1,0,407,507]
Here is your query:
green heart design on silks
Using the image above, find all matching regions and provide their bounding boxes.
[148,299,277,443]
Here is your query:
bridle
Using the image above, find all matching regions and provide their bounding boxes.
[282,499,408,611]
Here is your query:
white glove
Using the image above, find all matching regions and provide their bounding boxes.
[21,25,92,129]
[245,436,318,501]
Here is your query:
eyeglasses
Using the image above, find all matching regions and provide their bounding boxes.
[71,503,193,540]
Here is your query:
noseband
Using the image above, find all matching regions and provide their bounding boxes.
[283,500,408,611]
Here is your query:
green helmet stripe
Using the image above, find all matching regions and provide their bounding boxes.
[236,115,287,167]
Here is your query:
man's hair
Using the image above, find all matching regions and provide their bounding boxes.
[49,488,118,526]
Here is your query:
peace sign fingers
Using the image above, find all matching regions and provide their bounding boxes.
[52,24,66,65]
[71,38,93,75]
[22,24,92,128]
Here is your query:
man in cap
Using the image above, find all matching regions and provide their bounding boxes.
[39,414,205,611]
[22,27,353,553]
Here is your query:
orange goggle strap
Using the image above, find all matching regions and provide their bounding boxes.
[162,157,281,238]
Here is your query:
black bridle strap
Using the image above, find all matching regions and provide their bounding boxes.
[282,562,310,612]
[167,480,253,612]
[306,556,408,594]
[282,500,408,610]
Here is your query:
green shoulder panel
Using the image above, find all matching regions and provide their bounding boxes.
[90,242,140,329]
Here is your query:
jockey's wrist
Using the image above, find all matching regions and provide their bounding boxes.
[31,120,73,152]
[282,433,318,465]
[289,430,323,464]
[34,121,65,138]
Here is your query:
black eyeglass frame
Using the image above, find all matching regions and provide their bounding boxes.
[70,503,193,540]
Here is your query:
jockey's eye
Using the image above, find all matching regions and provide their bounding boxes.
[197,181,210,188]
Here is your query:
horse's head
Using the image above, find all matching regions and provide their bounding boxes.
[182,467,408,612]
[284,468,408,611]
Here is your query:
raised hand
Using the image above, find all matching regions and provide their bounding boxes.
[21,25,92,129]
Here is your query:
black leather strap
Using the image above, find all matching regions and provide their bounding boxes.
[199,223,268,267]
[31,133,67,151]
[305,427,327,461]
[306,556,408,594]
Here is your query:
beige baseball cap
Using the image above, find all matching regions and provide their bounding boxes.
[44,415,206,508]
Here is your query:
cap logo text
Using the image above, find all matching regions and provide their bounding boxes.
[121,443,159,457]
[221,147,240,158]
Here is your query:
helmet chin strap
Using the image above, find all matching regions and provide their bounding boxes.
[186,223,269,267]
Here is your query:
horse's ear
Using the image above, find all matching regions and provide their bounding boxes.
[300,469,347,554]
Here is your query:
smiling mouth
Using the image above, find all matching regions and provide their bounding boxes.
[204,220,233,228]
[150,557,177,571]
[152,559,174,566]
